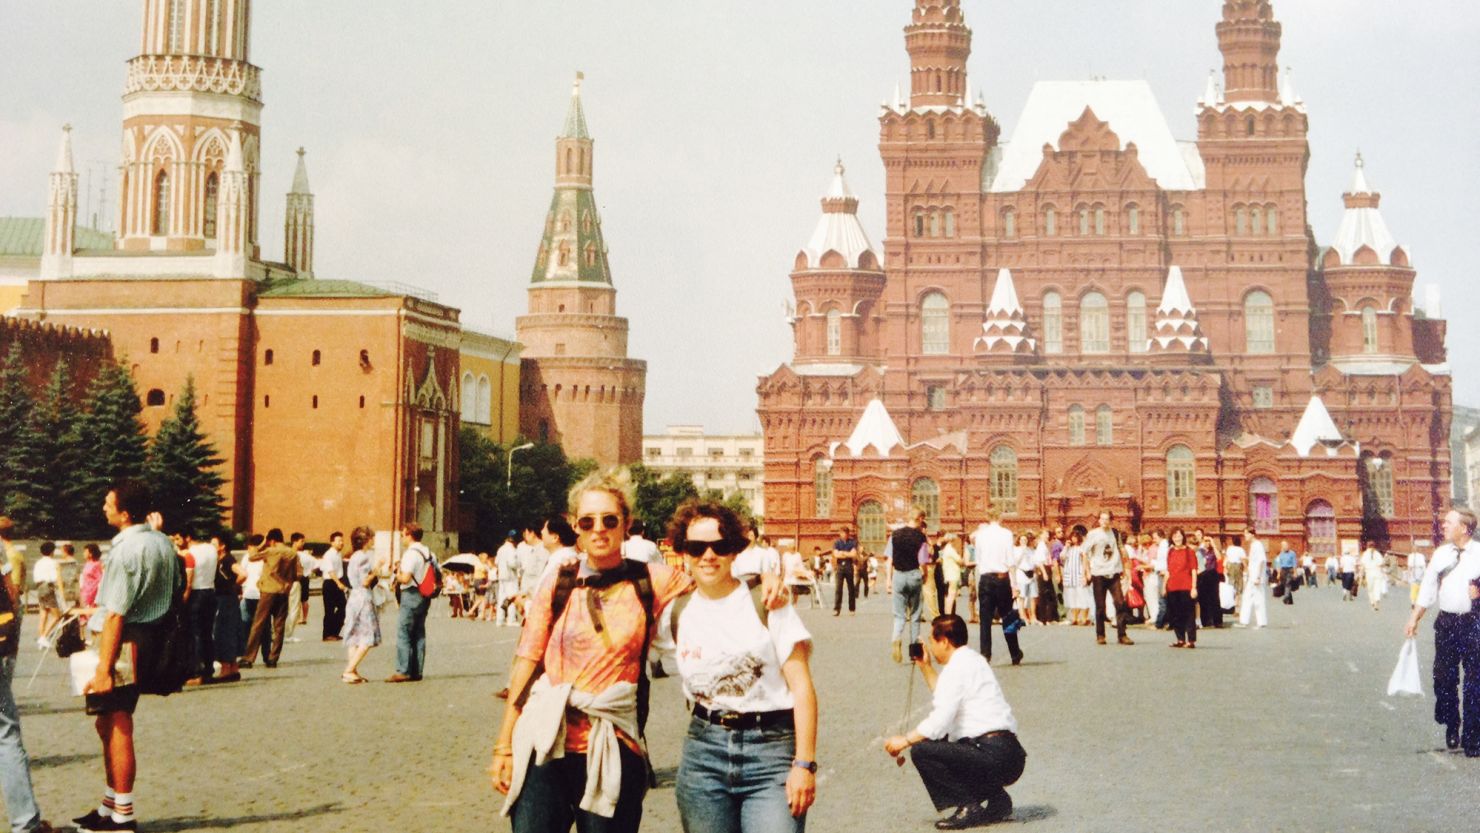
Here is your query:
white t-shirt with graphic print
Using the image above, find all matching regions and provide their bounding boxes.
[675,584,811,714]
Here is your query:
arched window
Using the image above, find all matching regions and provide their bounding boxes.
[1265,204,1278,235]
[312,395,319,410]
[913,210,925,238]
[857,500,887,554]
[1250,477,1278,534]
[1245,291,1276,354]
[203,173,219,239]
[1095,405,1113,446]
[152,170,171,236]
[1361,306,1379,354]
[825,309,842,357]
[1080,291,1109,354]
[1172,206,1186,237]
[1305,499,1336,557]
[146,388,166,407]
[921,292,950,355]
[929,211,941,238]
[1127,204,1140,235]
[557,241,571,267]
[1043,291,1063,354]
[943,209,956,238]
[1044,206,1057,237]
[1078,205,1091,236]
[1068,405,1086,446]
[1094,205,1106,236]
[1235,206,1248,236]
[912,477,941,531]
[1250,205,1264,236]
[460,372,476,421]
[1002,208,1016,239]
[814,459,833,519]
[149,337,160,354]
[1167,445,1196,515]
[1366,455,1395,518]
[1126,290,1148,353]
[311,349,321,366]
[476,375,492,423]
[990,446,1018,515]
[584,243,597,268]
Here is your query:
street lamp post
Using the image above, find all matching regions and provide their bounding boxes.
[507,442,535,488]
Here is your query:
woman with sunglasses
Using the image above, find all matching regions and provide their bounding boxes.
[670,500,818,832]
[493,469,692,832]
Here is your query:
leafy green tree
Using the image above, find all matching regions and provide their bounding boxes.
[5,360,84,535]
[146,376,226,536]
[0,343,32,515]
[458,430,592,552]
[629,463,701,541]
[73,359,150,536]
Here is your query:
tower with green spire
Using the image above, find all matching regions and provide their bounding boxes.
[516,74,646,466]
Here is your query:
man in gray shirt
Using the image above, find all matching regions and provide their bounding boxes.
[1083,511,1133,646]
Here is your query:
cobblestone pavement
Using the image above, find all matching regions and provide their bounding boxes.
[10,581,1478,832]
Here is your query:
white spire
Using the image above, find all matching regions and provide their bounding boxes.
[1290,394,1344,457]
[838,399,905,457]
[1200,71,1219,106]
[894,82,905,111]
[1349,151,1371,195]
[1157,265,1195,315]
[54,124,75,173]
[964,77,972,108]
[801,158,879,270]
[825,157,854,200]
[987,268,1022,315]
[1331,153,1405,266]
[1279,67,1301,107]
[290,147,311,194]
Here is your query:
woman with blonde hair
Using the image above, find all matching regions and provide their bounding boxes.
[939,533,965,616]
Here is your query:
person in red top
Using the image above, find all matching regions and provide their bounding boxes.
[1164,528,1199,649]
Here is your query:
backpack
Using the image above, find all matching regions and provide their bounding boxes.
[668,575,769,645]
[0,569,19,659]
[415,548,443,599]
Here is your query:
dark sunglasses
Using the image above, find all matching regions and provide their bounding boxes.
[576,514,622,532]
[680,538,743,558]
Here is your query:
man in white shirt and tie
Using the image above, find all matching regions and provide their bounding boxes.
[884,614,1026,829]
[970,506,1023,665]
[1404,506,1480,756]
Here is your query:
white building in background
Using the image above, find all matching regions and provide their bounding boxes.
[1465,424,1480,515]
[644,425,764,516]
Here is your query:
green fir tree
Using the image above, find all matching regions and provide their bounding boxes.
[0,343,32,515]
[146,376,227,536]
[6,360,84,536]
[74,359,150,537]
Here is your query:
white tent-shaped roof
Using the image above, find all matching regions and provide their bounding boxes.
[1290,394,1344,457]
[835,398,904,457]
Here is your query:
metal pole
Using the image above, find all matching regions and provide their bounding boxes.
[507,442,534,488]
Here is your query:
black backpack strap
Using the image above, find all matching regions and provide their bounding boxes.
[513,560,581,709]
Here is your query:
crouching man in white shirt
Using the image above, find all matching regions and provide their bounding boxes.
[884,614,1026,829]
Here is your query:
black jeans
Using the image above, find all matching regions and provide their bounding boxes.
[321,580,347,639]
[1091,575,1127,640]
[510,744,647,832]
[834,563,858,613]
[977,574,1022,663]
[1434,612,1480,754]
[1166,590,1197,644]
[911,731,1026,811]
[186,589,216,678]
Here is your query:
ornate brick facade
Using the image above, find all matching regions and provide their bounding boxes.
[759,1,1451,557]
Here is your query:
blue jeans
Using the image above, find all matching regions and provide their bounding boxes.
[676,716,804,833]
[396,589,429,678]
[0,656,43,833]
[511,743,647,832]
[892,569,923,644]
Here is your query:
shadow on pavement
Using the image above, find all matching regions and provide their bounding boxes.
[1013,804,1057,823]
[144,802,343,831]
[1007,661,1065,668]
[652,766,677,789]
[30,752,91,768]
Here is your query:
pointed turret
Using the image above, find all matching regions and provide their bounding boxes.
[1146,266,1211,358]
[1217,0,1282,104]
[214,130,249,278]
[1290,394,1345,457]
[905,0,972,109]
[800,160,879,270]
[1278,67,1301,108]
[1330,153,1405,266]
[1198,71,1222,107]
[533,73,611,285]
[41,124,79,279]
[973,268,1037,358]
[790,160,885,365]
[561,73,590,140]
[284,147,314,278]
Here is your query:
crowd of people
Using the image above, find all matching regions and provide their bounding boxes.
[1,479,1477,833]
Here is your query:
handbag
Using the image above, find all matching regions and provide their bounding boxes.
[54,616,86,658]
[1272,582,1285,598]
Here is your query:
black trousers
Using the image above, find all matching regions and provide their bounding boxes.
[321,580,347,639]
[834,563,858,613]
[510,744,647,832]
[1166,590,1197,644]
[911,732,1026,811]
[1434,612,1480,754]
[1092,575,1128,640]
[186,589,216,678]
[977,574,1022,663]
[242,591,289,664]
[1197,570,1223,625]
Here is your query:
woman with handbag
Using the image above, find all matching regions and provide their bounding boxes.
[340,526,382,684]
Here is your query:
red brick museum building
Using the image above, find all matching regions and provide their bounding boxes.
[758,1,1451,557]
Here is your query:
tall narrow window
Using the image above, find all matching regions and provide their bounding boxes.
[929,211,941,238]
[990,446,1018,515]
[1265,204,1279,235]
[814,459,833,519]
[476,376,492,423]
[825,309,842,357]
[152,170,171,236]
[1361,306,1379,354]
[1366,455,1395,517]
[912,478,941,532]
[857,500,887,554]
[311,349,321,366]
[1167,445,1196,515]
[202,173,219,239]
[1172,206,1186,236]
[1250,477,1278,534]
[1080,292,1109,354]
[205,0,219,54]
[460,372,476,421]
[1126,290,1148,353]
[1250,206,1264,236]
[1078,205,1091,236]
[1043,291,1063,354]
[921,292,950,355]
[1127,205,1140,235]
[1003,208,1016,239]
[1094,206,1106,236]
[1235,206,1248,236]
[1044,207,1057,237]
[1095,405,1113,446]
[943,209,956,238]
[1068,405,1086,446]
[1245,291,1276,354]
[914,211,925,238]
[167,0,185,52]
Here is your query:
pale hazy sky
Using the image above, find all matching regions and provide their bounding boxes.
[3,1,1477,433]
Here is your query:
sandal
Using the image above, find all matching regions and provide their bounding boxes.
[341,673,366,684]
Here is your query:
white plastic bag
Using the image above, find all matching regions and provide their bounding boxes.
[1386,638,1423,697]
[1218,581,1235,610]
